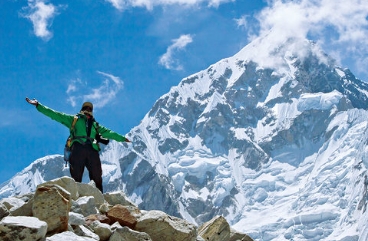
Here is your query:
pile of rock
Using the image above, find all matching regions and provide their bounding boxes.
[0,176,253,241]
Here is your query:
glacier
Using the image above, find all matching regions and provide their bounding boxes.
[2,35,368,241]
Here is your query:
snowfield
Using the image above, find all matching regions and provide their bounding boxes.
[2,35,368,241]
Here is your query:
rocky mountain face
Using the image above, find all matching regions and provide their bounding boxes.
[0,176,252,241]
[2,35,368,240]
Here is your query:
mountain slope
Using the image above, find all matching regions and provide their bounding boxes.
[2,35,368,240]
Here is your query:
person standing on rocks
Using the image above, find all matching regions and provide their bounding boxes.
[25,97,131,193]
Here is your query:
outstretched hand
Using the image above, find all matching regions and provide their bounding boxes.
[125,138,131,143]
[26,97,38,106]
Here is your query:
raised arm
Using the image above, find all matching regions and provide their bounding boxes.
[26,97,39,106]
[98,124,130,143]
[25,97,74,128]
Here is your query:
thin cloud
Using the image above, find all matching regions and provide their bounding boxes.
[66,72,124,109]
[21,0,62,41]
[105,0,234,11]
[254,0,368,79]
[105,0,127,11]
[66,78,82,95]
[234,15,248,30]
[159,34,193,70]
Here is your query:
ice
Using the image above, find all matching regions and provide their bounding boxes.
[297,91,343,111]
[283,211,340,228]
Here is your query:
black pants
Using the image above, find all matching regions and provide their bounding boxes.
[69,142,103,193]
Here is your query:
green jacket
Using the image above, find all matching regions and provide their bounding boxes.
[36,103,128,151]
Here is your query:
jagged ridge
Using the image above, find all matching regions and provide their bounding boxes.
[2,36,368,240]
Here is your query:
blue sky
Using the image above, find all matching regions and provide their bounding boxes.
[1,0,368,184]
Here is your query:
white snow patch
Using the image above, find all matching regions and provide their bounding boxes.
[297,91,343,111]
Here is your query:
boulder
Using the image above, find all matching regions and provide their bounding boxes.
[106,204,141,228]
[69,212,85,226]
[89,220,112,241]
[46,231,98,241]
[0,179,253,241]
[104,191,137,207]
[43,176,79,200]
[77,181,105,206]
[0,216,47,241]
[32,184,71,234]
[110,221,123,230]
[229,227,253,241]
[196,236,205,241]
[99,201,112,214]
[9,193,34,217]
[109,226,151,241]
[198,216,230,241]
[73,224,100,240]
[135,210,197,241]
[0,197,25,216]
[85,213,111,225]
[75,196,98,216]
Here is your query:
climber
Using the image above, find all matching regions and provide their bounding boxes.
[25,97,131,193]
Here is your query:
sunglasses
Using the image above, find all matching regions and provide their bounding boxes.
[82,106,93,111]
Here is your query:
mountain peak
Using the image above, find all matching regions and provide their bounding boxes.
[3,36,368,240]
[234,35,330,71]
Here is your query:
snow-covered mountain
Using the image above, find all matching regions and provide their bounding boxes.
[2,35,368,241]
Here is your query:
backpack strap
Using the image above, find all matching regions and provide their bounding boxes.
[68,117,109,148]
[64,115,79,167]
[71,118,99,145]
[66,115,79,147]
[70,115,78,135]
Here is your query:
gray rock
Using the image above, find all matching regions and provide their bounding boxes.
[135,210,197,241]
[0,197,25,214]
[109,226,151,241]
[73,224,100,240]
[110,221,123,230]
[46,231,98,241]
[77,181,105,206]
[98,201,112,214]
[76,196,98,216]
[104,191,136,207]
[229,227,253,241]
[9,194,33,217]
[198,216,230,241]
[0,181,252,241]
[89,220,112,241]
[196,235,205,241]
[69,212,86,226]
[0,216,47,241]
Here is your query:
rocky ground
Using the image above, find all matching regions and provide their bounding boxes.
[0,176,253,241]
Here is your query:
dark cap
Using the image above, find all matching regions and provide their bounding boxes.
[81,102,93,110]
